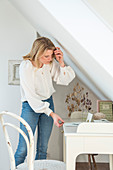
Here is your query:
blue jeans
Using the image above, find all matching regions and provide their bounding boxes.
[14,96,54,167]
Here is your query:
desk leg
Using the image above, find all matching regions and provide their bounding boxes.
[66,153,77,170]
[63,135,66,163]
[109,154,113,170]
[65,137,80,170]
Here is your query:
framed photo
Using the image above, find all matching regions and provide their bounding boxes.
[8,60,22,85]
[97,100,113,120]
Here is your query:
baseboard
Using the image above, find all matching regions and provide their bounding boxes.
[76,162,109,170]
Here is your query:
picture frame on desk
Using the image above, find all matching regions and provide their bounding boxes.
[97,100,113,121]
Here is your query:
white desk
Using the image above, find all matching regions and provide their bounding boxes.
[63,122,113,170]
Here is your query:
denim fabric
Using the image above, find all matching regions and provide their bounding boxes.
[14,96,54,167]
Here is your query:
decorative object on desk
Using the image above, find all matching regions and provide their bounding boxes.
[65,82,92,118]
[93,119,109,123]
[70,111,83,119]
[97,100,113,121]
[93,112,106,120]
[86,112,93,122]
[8,60,22,85]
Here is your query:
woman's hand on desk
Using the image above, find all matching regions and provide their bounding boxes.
[50,112,64,127]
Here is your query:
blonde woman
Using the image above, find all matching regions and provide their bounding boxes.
[14,37,75,167]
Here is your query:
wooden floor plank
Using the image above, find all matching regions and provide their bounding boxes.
[76,163,109,170]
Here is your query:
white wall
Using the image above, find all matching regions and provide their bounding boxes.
[84,0,113,29]
[0,0,36,169]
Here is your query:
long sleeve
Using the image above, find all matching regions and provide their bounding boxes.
[19,60,53,116]
[51,59,75,85]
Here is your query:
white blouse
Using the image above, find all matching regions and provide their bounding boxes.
[19,59,75,116]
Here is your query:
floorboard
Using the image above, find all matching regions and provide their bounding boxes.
[76,163,109,170]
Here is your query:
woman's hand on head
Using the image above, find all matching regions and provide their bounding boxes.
[54,47,65,67]
[50,112,64,127]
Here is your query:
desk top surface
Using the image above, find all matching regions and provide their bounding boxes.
[63,122,113,136]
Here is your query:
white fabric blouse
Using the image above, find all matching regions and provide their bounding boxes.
[19,59,75,116]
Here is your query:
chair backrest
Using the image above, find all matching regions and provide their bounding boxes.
[0,111,34,170]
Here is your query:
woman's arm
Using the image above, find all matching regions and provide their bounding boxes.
[51,59,75,85]
[49,112,64,127]
[51,47,75,85]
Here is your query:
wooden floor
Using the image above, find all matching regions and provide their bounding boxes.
[76,163,109,170]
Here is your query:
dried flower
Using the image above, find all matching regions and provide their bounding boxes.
[65,83,92,117]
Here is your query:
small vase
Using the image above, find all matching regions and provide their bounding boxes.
[71,111,83,121]
[82,111,88,121]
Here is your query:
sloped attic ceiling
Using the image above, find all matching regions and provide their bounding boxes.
[8,0,113,100]
[84,0,113,29]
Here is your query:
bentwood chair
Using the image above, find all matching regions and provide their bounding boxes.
[0,111,66,170]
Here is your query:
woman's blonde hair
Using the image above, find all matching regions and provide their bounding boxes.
[23,37,56,68]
